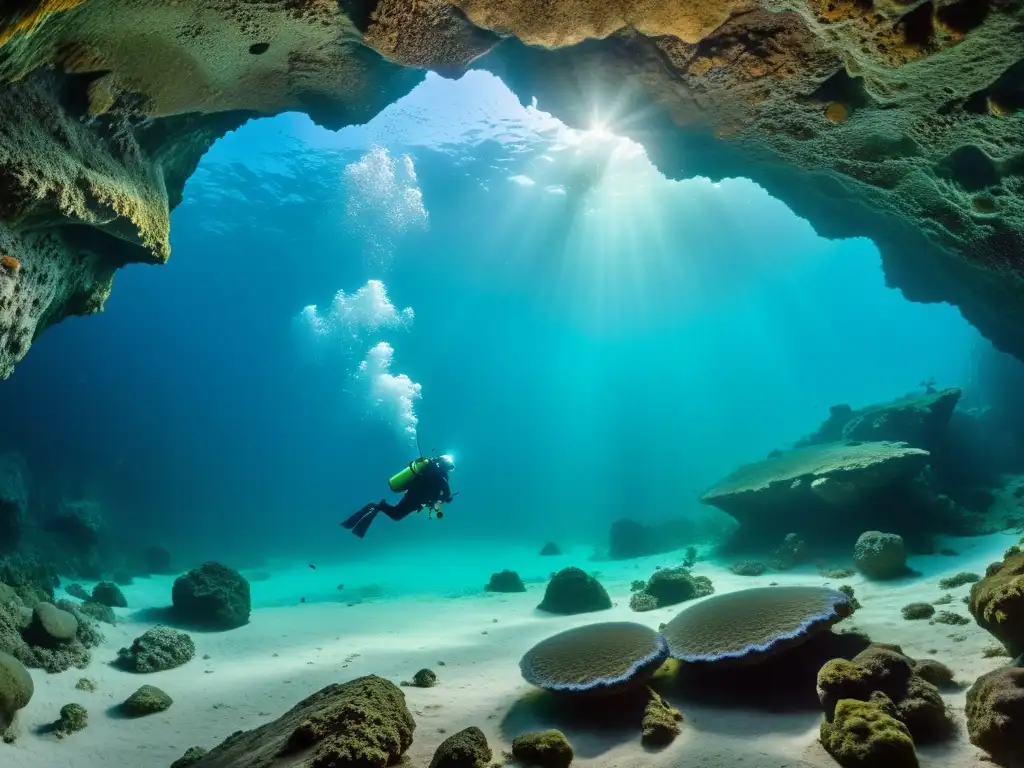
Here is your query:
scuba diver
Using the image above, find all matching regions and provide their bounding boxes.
[342,454,457,538]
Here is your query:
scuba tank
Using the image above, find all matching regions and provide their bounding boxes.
[388,457,431,492]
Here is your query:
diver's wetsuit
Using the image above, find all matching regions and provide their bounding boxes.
[343,459,454,538]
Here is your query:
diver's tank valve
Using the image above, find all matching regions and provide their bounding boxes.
[388,457,430,492]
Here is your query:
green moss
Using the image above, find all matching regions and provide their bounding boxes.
[820,696,919,767]
[629,592,658,612]
[74,677,96,692]
[901,603,935,620]
[116,627,195,673]
[933,611,970,626]
[511,730,573,768]
[641,689,682,746]
[838,584,861,611]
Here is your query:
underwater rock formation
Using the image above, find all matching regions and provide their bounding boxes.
[537,567,611,615]
[0,649,32,734]
[185,676,415,767]
[510,730,573,768]
[0,0,1023,376]
[119,684,172,717]
[969,549,1024,655]
[116,627,195,673]
[701,441,931,546]
[0,595,102,674]
[428,726,492,768]
[402,668,438,688]
[172,561,251,630]
[853,531,910,580]
[630,566,713,612]
[966,665,1024,766]
[661,586,854,665]
[90,581,126,608]
[819,693,919,768]
[26,601,78,646]
[519,622,669,694]
[816,644,955,744]
[539,542,561,556]
[53,702,88,738]
[0,553,57,607]
[484,570,525,593]
[640,689,683,746]
[797,389,962,450]
[171,747,209,768]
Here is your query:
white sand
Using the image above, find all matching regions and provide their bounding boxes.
[3,533,1017,767]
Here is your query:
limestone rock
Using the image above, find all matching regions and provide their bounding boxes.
[116,627,195,673]
[701,442,929,544]
[183,675,414,767]
[641,689,683,746]
[172,562,250,630]
[854,532,909,580]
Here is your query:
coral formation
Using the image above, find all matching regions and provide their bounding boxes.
[511,730,573,768]
[729,561,767,576]
[65,583,89,601]
[970,549,1024,655]
[819,694,919,768]
[402,668,438,688]
[181,676,414,767]
[54,702,87,737]
[90,581,126,608]
[641,689,683,746]
[0,596,102,673]
[79,601,115,624]
[630,566,713,612]
[939,572,980,589]
[662,586,853,665]
[74,677,96,692]
[965,666,1024,765]
[519,622,668,694]
[484,570,526,593]
[119,684,172,717]
[934,610,970,625]
[172,561,251,630]
[912,659,957,689]
[27,601,78,645]
[428,726,492,768]
[854,531,909,580]
[901,603,935,620]
[537,567,611,615]
[116,627,195,673]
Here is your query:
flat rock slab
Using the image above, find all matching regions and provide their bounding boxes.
[701,441,930,538]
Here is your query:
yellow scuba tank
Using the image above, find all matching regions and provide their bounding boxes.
[388,457,431,492]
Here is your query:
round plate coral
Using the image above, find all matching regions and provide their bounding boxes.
[662,586,853,666]
[519,622,669,694]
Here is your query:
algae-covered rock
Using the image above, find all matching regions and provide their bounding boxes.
[171,747,210,768]
[969,550,1024,656]
[80,601,115,625]
[180,675,414,767]
[428,726,492,768]
[75,677,96,692]
[729,561,767,576]
[966,666,1024,765]
[912,659,957,690]
[484,570,525,593]
[511,729,573,768]
[119,684,172,717]
[537,568,610,615]
[2,598,102,674]
[854,531,909,580]
[54,702,87,737]
[901,603,935,621]
[116,626,195,673]
[402,668,437,688]
[820,695,918,767]
[0,650,32,730]
[91,581,127,608]
[28,602,78,645]
[641,689,683,746]
[65,583,90,601]
[172,562,250,630]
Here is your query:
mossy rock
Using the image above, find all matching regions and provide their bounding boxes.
[28,602,78,645]
[641,689,683,746]
[172,562,250,630]
[91,582,127,608]
[170,746,209,768]
[120,684,172,717]
[54,702,87,737]
[0,650,32,730]
[484,570,525,593]
[116,627,195,673]
[511,730,573,768]
[537,568,610,615]
[820,695,918,767]
[402,668,437,688]
[80,601,115,625]
[428,726,492,768]
[969,551,1024,655]
[901,603,935,621]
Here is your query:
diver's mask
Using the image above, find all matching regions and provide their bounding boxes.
[438,454,456,472]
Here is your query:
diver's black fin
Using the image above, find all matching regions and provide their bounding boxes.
[351,508,378,539]
[342,503,375,530]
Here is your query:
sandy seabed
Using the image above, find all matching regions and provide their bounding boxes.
[4,531,1018,768]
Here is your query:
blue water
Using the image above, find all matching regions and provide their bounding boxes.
[1,71,983,568]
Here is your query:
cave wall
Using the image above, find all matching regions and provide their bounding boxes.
[0,0,1022,378]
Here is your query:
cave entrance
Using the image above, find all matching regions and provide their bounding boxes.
[1,70,988,562]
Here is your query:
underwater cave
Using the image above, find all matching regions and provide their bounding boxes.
[1,2,1024,767]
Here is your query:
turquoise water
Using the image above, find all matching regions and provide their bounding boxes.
[1,71,982,568]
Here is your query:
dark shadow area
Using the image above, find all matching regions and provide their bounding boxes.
[127,605,246,634]
[935,0,991,35]
[809,69,873,110]
[936,145,1001,192]
[669,630,872,713]
[499,687,650,758]
[898,1,936,48]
